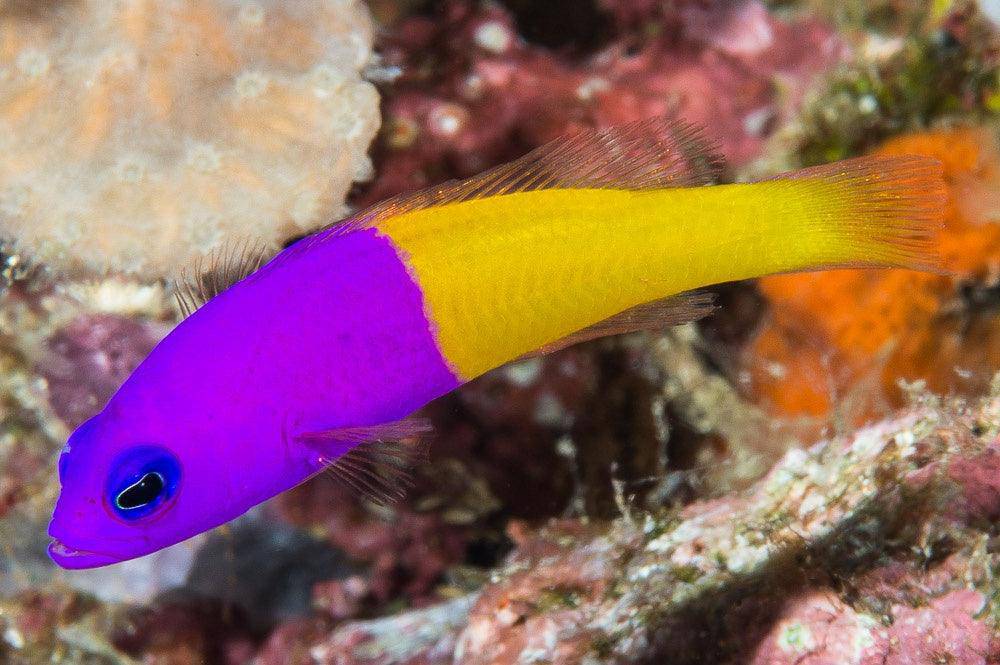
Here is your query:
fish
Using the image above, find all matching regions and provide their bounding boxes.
[47,117,946,569]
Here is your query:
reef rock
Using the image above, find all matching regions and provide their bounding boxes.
[298,386,1000,664]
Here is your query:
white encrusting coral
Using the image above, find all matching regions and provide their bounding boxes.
[0,0,380,276]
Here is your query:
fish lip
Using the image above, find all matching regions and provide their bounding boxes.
[47,539,123,569]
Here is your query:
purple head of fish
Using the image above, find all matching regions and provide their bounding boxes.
[49,411,180,568]
[46,387,315,569]
[46,261,323,568]
[47,230,460,569]
[47,370,327,568]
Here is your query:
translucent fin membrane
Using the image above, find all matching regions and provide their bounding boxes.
[524,291,717,358]
[321,116,726,239]
[319,440,429,506]
[298,419,432,506]
[763,155,948,273]
[174,238,274,318]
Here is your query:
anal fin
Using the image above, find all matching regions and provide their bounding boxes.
[297,419,432,506]
[526,291,717,357]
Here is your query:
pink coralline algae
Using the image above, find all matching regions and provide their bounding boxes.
[362,0,844,205]
[38,313,163,429]
[751,589,991,665]
[947,446,1000,523]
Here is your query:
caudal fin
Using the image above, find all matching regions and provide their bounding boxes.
[762,155,948,273]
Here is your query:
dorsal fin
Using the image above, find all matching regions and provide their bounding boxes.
[297,419,432,506]
[328,116,725,237]
[173,239,275,318]
[523,291,717,358]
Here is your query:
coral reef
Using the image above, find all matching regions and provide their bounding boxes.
[1,0,999,664]
[0,0,380,276]
[303,594,476,665]
[226,387,1000,664]
[277,479,483,605]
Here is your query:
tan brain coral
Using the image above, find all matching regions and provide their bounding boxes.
[0,0,380,276]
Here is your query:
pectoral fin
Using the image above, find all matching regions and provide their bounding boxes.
[296,419,432,506]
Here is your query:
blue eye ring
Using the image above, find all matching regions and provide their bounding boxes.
[105,446,181,522]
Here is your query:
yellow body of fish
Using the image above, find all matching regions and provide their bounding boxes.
[377,121,943,380]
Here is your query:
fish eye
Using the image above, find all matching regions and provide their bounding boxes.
[114,472,165,510]
[106,446,181,521]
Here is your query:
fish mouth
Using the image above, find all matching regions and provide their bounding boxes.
[47,539,123,569]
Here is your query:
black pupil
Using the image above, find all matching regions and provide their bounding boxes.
[116,472,165,510]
